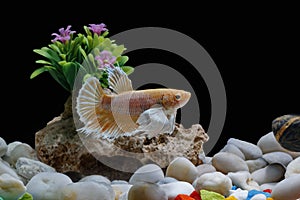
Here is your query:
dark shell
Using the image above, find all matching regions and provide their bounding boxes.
[272,114,300,152]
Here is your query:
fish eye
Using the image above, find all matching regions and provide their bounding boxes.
[175,94,181,100]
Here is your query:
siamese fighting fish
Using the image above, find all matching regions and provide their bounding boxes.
[76,67,191,141]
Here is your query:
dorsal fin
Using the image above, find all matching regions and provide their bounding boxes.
[107,67,133,94]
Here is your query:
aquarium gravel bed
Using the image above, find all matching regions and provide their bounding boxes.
[1,131,300,200]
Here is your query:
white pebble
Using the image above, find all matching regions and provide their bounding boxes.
[212,152,249,173]
[0,137,7,157]
[193,171,232,196]
[160,181,194,200]
[227,138,263,160]
[79,174,111,185]
[112,184,132,200]
[0,173,26,200]
[129,164,164,184]
[61,182,114,200]
[251,193,267,200]
[251,164,285,185]
[228,171,260,191]
[285,156,300,178]
[166,157,198,183]
[271,174,300,200]
[127,182,167,200]
[229,188,248,200]
[26,172,73,200]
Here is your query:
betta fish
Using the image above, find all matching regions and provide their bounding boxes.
[76,67,191,141]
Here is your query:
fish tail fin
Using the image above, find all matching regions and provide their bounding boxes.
[76,76,105,135]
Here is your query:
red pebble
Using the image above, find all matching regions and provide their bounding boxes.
[263,189,272,194]
[189,190,202,200]
[174,194,195,200]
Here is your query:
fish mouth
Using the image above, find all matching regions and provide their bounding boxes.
[179,91,191,108]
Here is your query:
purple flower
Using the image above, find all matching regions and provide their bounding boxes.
[88,23,108,36]
[95,50,116,69]
[51,25,76,43]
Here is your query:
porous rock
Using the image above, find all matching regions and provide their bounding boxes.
[35,96,209,180]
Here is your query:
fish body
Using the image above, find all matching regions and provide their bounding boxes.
[76,67,191,140]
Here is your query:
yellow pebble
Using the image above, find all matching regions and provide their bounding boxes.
[224,196,237,200]
[266,198,274,200]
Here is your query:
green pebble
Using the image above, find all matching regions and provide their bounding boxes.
[200,189,225,200]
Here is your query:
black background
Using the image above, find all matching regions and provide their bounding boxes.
[1,3,299,156]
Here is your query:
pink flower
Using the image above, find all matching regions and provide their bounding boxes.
[95,50,116,69]
[51,25,76,43]
[88,23,108,36]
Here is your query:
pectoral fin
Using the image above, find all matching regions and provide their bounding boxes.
[132,105,176,138]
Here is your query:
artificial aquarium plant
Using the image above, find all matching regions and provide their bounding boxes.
[30,23,134,92]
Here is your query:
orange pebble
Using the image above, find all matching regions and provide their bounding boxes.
[175,194,196,200]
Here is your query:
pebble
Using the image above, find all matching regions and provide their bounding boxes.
[15,157,56,181]
[227,171,260,191]
[79,174,111,185]
[160,181,195,200]
[166,157,198,183]
[0,173,26,200]
[220,144,246,160]
[26,172,73,199]
[1,131,300,200]
[262,151,293,167]
[212,152,249,173]
[285,156,300,178]
[61,182,114,200]
[129,163,164,184]
[193,171,232,196]
[227,138,263,160]
[0,138,7,157]
[251,164,285,185]
[271,174,300,200]
[127,182,167,200]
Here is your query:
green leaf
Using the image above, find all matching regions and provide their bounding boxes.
[62,62,79,90]
[112,45,125,57]
[35,60,52,65]
[30,66,56,79]
[18,192,33,200]
[117,56,129,66]
[121,66,134,75]
[49,69,70,92]
[48,44,62,54]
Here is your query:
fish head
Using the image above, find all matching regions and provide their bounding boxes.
[161,89,191,109]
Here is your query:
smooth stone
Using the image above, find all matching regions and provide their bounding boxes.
[220,144,245,160]
[112,184,132,200]
[246,158,268,173]
[0,159,20,180]
[79,174,111,185]
[229,188,248,200]
[251,194,268,200]
[0,173,26,200]
[61,182,114,200]
[193,171,232,196]
[160,181,194,200]
[227,138,263,160]
[262,151,293,167]
[260,182,277,191]
[111,180,129,185]
[212,152,249,174]
[0,137,7,157]
[285,156,300,178]
[251,164,285,185]
[127,182,167,200]
[257,132,300,159]
[129,164,164,184]
[196,163,216,177]
[8,143,37,166]
[15,157,56,181]
[26,172,73,200]
[227,171,260,191]
[271,174,300,200]
[166,156,198,183]
[2,141,22,165]
[156,177,178,184]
